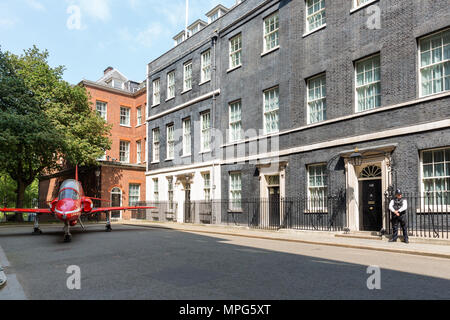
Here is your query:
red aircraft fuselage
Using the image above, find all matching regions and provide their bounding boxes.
[49,179,92,226]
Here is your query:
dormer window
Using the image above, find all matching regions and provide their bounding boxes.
[206,5,229,24]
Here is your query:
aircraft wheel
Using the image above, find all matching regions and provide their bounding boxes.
[64,234,72,243]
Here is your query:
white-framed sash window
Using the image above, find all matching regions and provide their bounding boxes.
[136,140,141,164]
[167,124,174,160]
[264,12,279,53]
[229,100,242,142]
[153,79,161,105]
[201,50,211,83]
[201,112,211,152]
[355,54,381,112]
[421,147,450,207]
[152,128,160,163]
[307,164,328,211]
[419,28,450,97]
[229,34,242,69]
[119,140,130,163]
[153,178,159,201]
[120,106,131,126]
[183,118,191,156]
[307,74,326,124]
[129,184,140,206]
[183,62,193,91]
[230,172,242,210]
[96,101,107,121]
[306,0,326,33]
[203,172,211,201]
[263,87,279,134]
[167,71,175,99]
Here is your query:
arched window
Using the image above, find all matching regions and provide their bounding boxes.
[360,165,382,179]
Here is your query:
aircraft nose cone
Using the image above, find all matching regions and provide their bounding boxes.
[56,199,77,214]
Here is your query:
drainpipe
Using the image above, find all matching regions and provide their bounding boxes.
[211,31,218,202]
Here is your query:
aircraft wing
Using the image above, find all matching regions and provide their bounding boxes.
[0,208,52,214]
[90,206,156,214]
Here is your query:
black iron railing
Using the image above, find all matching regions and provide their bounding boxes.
[384,193,449,239]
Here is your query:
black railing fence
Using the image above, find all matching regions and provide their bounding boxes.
[220,196,346,231]
[134,201,178,222]
[384,193,449,239]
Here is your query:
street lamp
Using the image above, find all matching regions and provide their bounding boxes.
[349,148,363,167]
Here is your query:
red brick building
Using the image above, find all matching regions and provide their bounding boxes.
[39,67,147,220]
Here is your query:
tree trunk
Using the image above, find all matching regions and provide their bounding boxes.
[14,180,27,222]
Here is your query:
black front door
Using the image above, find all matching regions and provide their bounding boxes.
[268,187,280,228]
[362,180,382,231]
[111,193,121,219]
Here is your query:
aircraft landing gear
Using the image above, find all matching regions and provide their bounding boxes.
[32,214,42,235]
[63,222,72,243]
[105,212,112,232]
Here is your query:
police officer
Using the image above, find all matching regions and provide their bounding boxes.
[388,189,409,243]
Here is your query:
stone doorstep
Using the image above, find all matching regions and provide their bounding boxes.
[336,232,450,245]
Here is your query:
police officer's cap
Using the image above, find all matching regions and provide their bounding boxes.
[395,189,402,195]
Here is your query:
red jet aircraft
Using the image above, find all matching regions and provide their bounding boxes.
[0,167,154,242]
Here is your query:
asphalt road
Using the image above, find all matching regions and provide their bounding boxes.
[0,224,449,300]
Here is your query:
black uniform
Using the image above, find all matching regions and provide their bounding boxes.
[389,197,408,242]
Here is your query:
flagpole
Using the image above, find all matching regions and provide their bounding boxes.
[185,0,189,39]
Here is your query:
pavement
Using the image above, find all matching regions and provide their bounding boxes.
[0,223,449,299]
[121,221,450,260]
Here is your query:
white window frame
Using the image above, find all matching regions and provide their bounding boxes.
[202,172,211,201]
[96,101,107,121]
[263,12,279,53]
[355,54,381,112]
[201,111,211,152]
[229,34,242,69]
[307,74,327,124]
[229,172,242,211]
[137,107,142,126]
[418,28,450,98]
[153,178,159,201]
[201,50,212,83]
[166,124,175,160]
[305,0,326,33]
[182,118,191,156]
[152,79,161,106]
[152,128,160,163]
[352,0,375,10]
[120,106,131,126]
[183,62,193,92]
[119,140,130,163]
[136,140,142,164]
[167,71,175,100]
[229,100,242,142]
[167,177,175,210]
[307,164,328,212]
[420,147,450,210]
[129,184,140,206]
[263,86,280,135]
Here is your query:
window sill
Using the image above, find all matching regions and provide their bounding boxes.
[165,158,174,162]
[199,79,211,86]
[227,64,242,73]
[182,154,191,158]
[150,161,160,164]
[152,103,160,108]
[181,88,192,95]
[419,90,450,100]
[199,150,211,155]
[350,0,379,14]
[227,209,243,214]
[120,125,131,128]
[165,97,175,103]
[302,24,326,38]
[136,124,144,128]
[261,45,280,57]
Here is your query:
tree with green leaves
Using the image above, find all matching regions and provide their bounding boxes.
[0,46,111,221]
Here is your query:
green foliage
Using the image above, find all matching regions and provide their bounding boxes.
[0,46,111,210]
